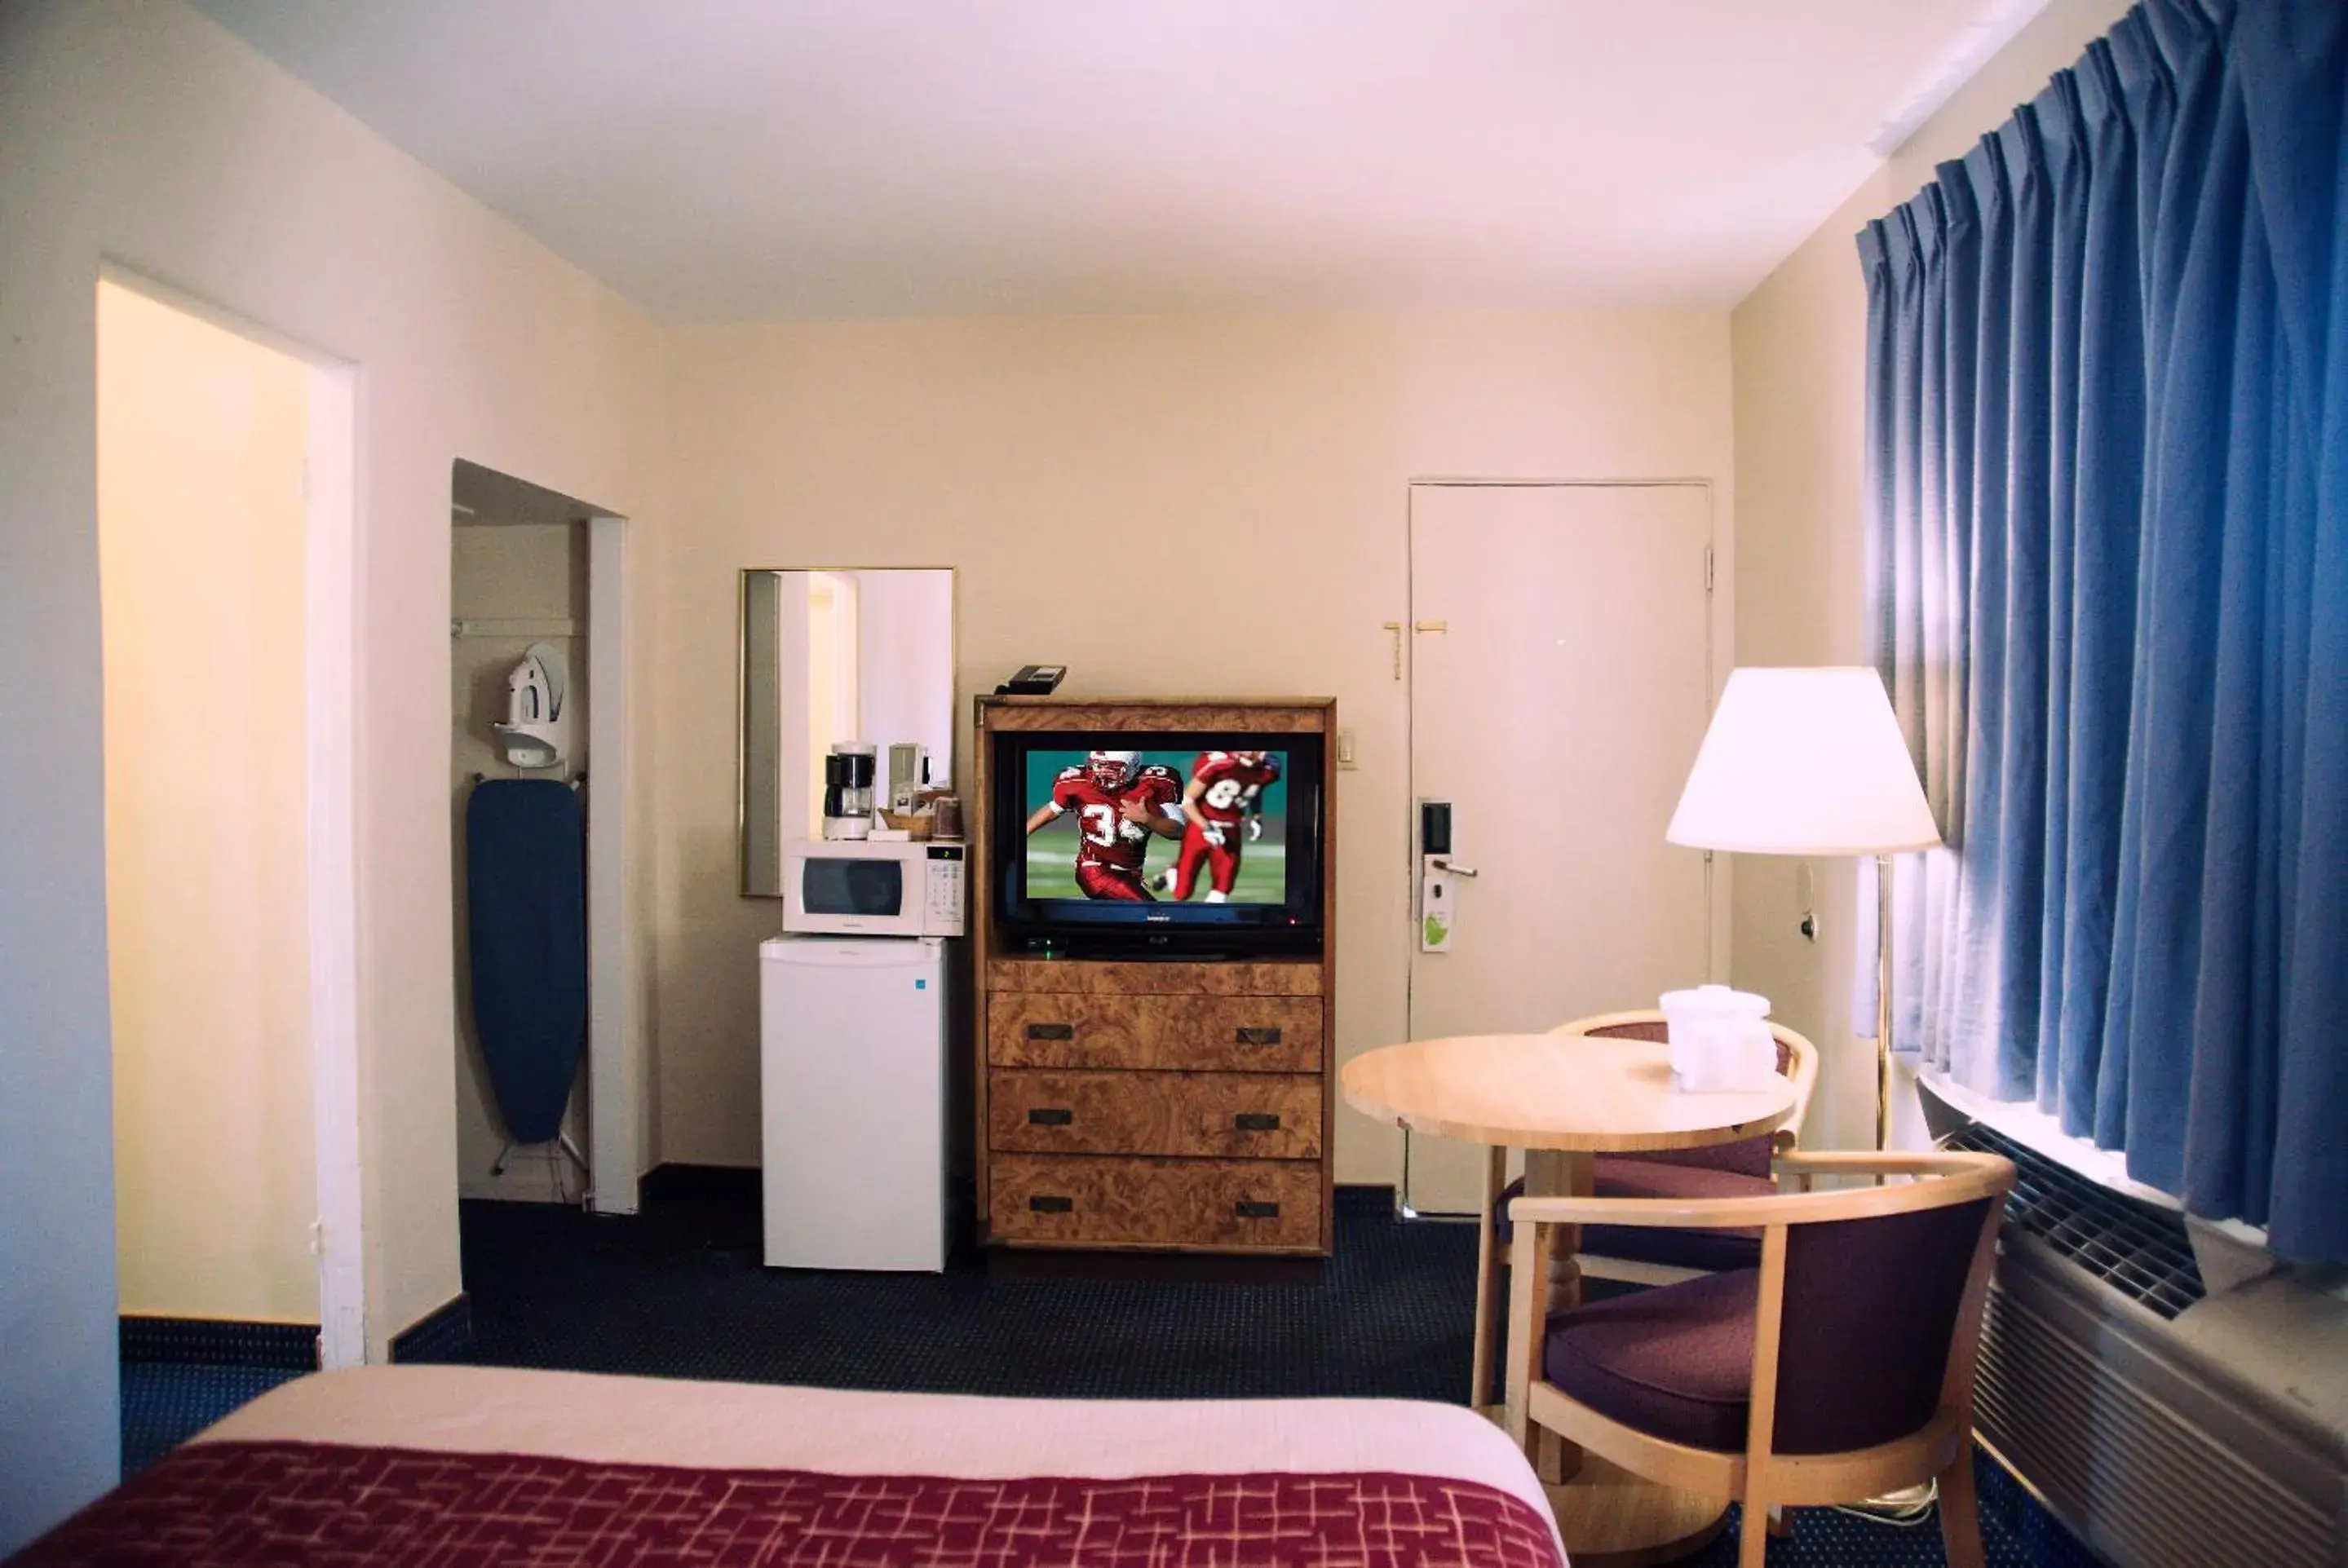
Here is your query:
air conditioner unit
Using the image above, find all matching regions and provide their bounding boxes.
[1926,1105,2347,1567]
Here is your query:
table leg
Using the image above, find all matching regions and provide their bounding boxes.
[1468,1144,1507,1407]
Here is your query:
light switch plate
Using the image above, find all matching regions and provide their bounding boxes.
[1336,729,1358,769]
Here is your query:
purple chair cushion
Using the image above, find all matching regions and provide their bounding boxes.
[1493,1164,1769,1272]
[1540,1203,2001,1458]
[1543,1269,1759,1451]
[1584,1159,1768,1272]
[1609,1133,1776,1179]
[1771,1198,1996,1453]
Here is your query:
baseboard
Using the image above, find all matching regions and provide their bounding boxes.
[639,1161,762,1206]
[388,1292,474,1364]
[121,1315,320,1371]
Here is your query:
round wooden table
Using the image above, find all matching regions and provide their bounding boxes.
[1342,1031,1797,1567]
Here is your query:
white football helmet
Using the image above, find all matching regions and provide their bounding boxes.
[1086,750,1140,789]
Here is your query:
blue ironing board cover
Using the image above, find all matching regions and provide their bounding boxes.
[465,780,586,1146]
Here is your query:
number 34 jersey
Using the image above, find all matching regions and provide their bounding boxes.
[1189,753,1282,824]
[1050,766,1182,873]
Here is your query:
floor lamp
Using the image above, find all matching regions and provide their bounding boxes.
[1665,668,1942,1149]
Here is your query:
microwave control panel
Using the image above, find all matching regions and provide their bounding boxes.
[926,843,966,934]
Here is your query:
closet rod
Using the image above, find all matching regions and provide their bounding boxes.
[451,616,579,639]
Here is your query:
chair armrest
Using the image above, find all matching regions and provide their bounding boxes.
[1771,1151,1993,1180]
[1509,1151,2013,1230]
[1506,1193,1777,1230]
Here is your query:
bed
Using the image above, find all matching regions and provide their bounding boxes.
[18,1366,1566,1566]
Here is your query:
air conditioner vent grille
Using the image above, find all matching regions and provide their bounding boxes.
[1975,1283,2336,1567]
[1943,1122,2204,1318]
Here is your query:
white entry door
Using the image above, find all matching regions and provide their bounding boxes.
[1404,484,1716,1214]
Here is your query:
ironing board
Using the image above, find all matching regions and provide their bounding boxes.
[465,779,587,1151]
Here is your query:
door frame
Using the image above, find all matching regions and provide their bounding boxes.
[585,514,641,1214]
[303,359,364,1366]
[449,481,643,1217]
[1399,478,1730,1212]
[98,263,368,1365]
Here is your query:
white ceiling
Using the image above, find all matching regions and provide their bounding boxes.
[193,1,2047,324]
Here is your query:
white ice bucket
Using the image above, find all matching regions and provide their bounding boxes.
[1658,984,1776,1092]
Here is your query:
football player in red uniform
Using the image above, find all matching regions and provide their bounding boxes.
[1152,750,1281,902]
[1024,750,1183,900]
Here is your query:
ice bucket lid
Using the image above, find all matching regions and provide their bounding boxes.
[1657,983,1771,1017]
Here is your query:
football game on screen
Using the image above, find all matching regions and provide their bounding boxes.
[1022,749,1289,905]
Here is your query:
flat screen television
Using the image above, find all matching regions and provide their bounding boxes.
[990,730,1325,956]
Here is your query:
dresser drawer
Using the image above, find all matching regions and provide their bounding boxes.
[991,1071,1321,1159]
[988,993,1321,1073]
[987,960,1320,997]
[989,1155,1322,1251]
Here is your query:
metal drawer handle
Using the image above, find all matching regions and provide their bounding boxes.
[1027,1023,1074,1041]
[1027,1107,1073,1126]
[1029,1195,1073,1213]
[1236,1200,1280,1219]
[1235,1027,1283,1046]
[1233,1112,1281,1132]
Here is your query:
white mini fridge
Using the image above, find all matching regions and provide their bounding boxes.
[759,935,948,1271]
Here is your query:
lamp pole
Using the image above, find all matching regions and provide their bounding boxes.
[1876,851,1895,1151]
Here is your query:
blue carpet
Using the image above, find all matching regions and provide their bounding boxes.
[458,1183,1471,1398]
[119,1360,307,1477]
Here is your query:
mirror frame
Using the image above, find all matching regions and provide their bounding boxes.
[736,566,958,898]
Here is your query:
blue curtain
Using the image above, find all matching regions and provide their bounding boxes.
[1859,0,2348,1262]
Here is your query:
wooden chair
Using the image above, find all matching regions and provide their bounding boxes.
[1469,1014,1820,1408]
[1563,1011,1819,1282]
[1502,1150,2015,1568]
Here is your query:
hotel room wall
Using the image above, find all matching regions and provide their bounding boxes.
[450,521,590,1202]
[1727,0,2136,1152]
[98,281,321,1326]
[660,311,1736,1185]
[0,0,667,1535]
[854,572,958,799]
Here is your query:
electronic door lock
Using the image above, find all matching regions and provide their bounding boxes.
[1420,800,1461,952]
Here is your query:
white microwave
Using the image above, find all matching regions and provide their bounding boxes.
[781,838,966,938]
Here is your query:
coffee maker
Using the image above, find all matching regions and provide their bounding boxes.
[822,743,877,840]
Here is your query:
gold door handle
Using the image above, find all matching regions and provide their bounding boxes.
[1414,620,1448,633]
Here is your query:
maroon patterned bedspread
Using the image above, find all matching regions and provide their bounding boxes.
[17,1440,1563,1566]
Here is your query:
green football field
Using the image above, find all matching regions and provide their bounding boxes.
[1024,819,1289,903]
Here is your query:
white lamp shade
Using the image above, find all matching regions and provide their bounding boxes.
[1667,667,1942,855]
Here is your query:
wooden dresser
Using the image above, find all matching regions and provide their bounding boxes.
[972,698,1337,1258]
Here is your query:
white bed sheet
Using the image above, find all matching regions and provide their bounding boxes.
[204,1366,1561,1556]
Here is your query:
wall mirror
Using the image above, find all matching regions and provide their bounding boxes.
[740,568,955,896]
